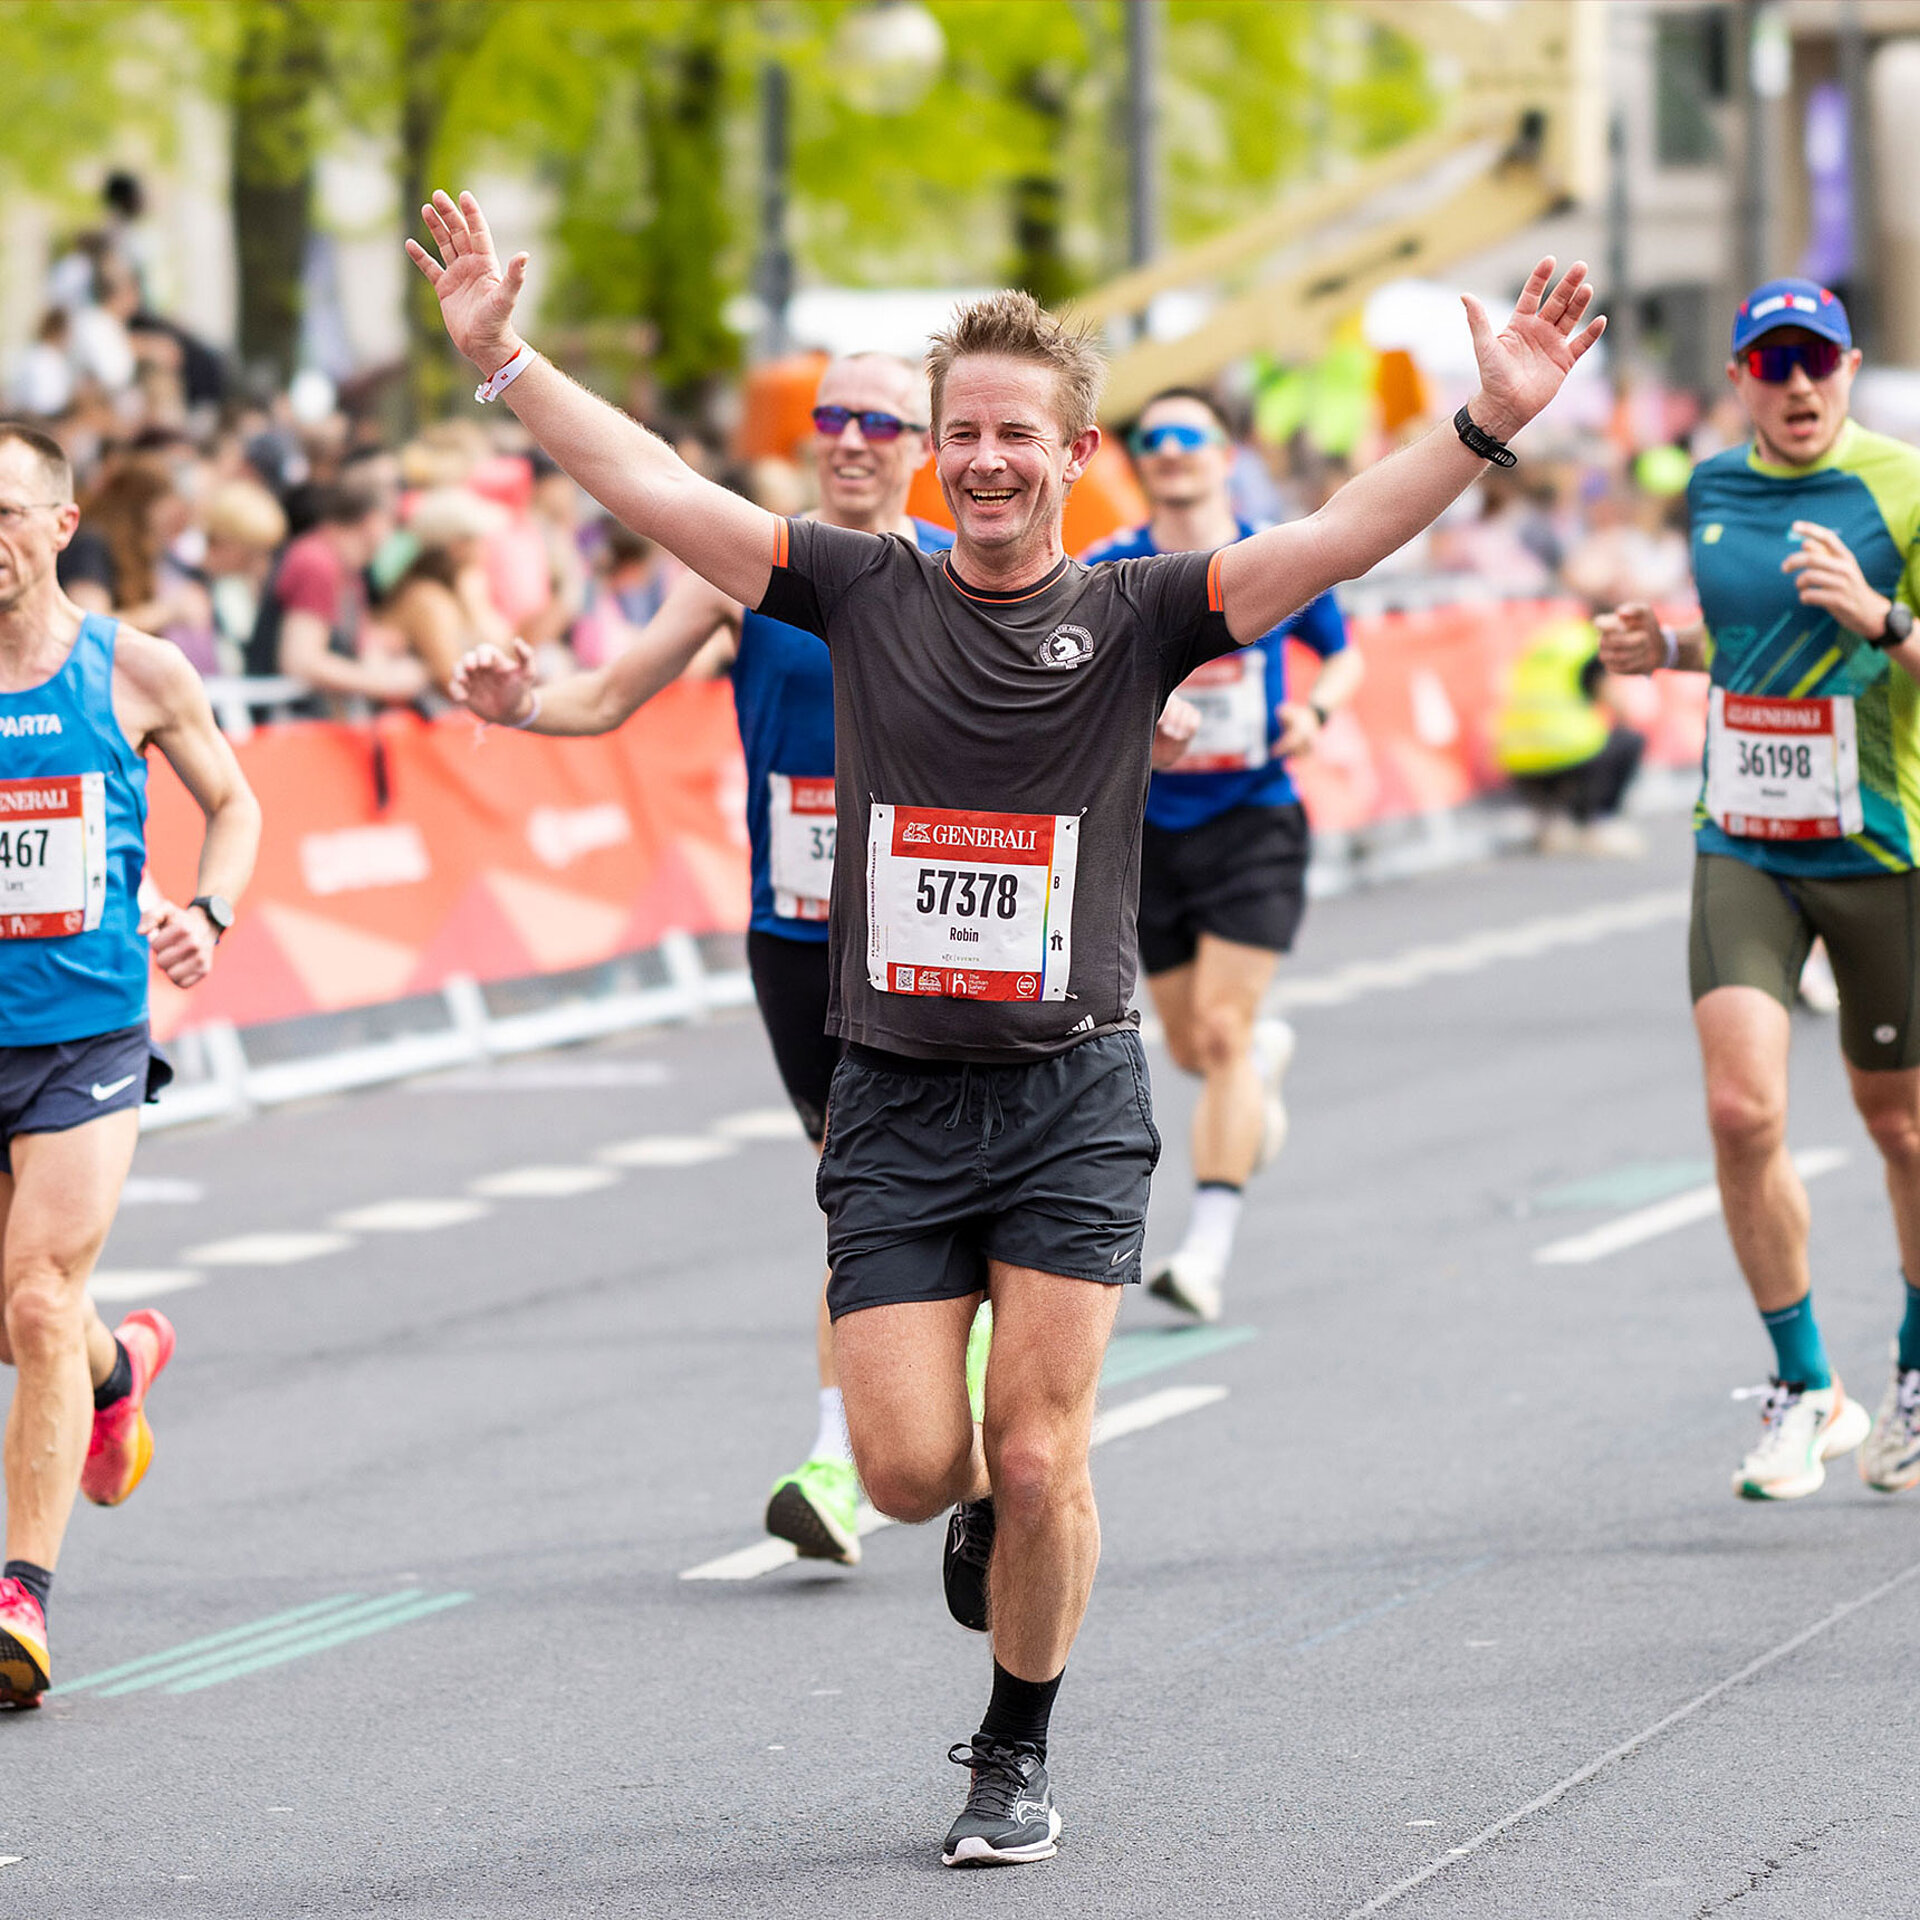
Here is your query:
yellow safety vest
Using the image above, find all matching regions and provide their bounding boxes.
[1494,617,1610,775]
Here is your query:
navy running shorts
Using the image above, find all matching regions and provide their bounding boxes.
[1138,801,1311,975]
[0,1023,172,1171]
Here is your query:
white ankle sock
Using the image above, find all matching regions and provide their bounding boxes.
[813,1386,852,1463]
[1182,1185,1243,1267]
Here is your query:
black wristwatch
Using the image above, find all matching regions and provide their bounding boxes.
[1454,404,1517,468]
[1876,601,1914,650]
[190,894,234,941]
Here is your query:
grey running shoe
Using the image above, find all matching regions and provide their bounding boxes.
[942,1497,994,1633]
[942,1739,1061,1866]
[1860,1352,1920,1493]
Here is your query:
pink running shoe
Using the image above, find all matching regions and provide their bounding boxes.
[81,1308,177,1508]
[0,1577,50,1708]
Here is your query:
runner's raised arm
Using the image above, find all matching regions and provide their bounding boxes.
[406,190,777,610]
[1216,259,1605,642]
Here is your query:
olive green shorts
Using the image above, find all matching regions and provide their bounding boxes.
[1690,852,1920,1071]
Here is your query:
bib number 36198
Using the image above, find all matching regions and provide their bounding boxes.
[866,802,1079,1001]
[1706,689,1862,841]
[0,773,107,939]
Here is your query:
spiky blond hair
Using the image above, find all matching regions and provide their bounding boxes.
[926,291,1106,439]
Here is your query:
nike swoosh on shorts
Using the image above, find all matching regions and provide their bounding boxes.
[1110,1243,1135,1266]
[91,1074,138,1102]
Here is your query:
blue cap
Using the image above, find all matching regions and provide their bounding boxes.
[1731,278,1852,354]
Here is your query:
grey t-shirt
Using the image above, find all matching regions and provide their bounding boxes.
[758,518,1237,1061]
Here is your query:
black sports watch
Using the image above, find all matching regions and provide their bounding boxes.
[1454,404,1517,468]
[190,894,234,941]
[1876,601,1914,650]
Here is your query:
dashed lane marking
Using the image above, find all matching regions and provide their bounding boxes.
[597,1135,739,1169]
[87,1270,205,1303]
[331,1198,493,1233]
[182,1231,355,1267]
[1343,1553,1920,1916]
[120,1177,205,1205]
[1534,1148,1847,1264]
[468,1165,621,1199]
[1269,888,1687,1014]
[681,1382,1231,1581]
[710,1108,808,1142]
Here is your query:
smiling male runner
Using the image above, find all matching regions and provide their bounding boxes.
[0,421,260,1707]
[449,354,951,1566]
[410,189,1600,1864]
[1601,279,1920,1501]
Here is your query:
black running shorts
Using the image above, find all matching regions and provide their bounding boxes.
[1689,852,1920,1071]
[817,1030,1162,1319]
[1138,801,1311,976]
[746,930,839,1143]
[0,1023,172,1172]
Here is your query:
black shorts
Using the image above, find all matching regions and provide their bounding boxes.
[817,1030,1161,1319]
[747,930,839,1143]
[1138,801,1310,976]
[0,1023,172,1172]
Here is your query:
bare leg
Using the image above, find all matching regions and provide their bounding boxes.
[981,1265,1121,1682]
[3,1112,140,1570]
[1695,987,1805,1312]
[1845,1061,1920,1279]
[1185,934,1279,1186]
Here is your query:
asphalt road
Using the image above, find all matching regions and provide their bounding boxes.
[7,814,1919,1918]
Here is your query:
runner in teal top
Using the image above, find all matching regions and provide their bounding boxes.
[1600,279,1920,1509]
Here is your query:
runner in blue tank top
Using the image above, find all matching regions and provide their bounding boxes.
[0,422,261,1707]
[1081,389,1364,1324]
[451,354,949,1567]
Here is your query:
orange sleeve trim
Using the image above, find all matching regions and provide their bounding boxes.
[1207,549,1226,613]
[772,518,789,569]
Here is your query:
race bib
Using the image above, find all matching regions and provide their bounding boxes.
[1172,650,1269,772]
[866,802,1080,1002]
[1706,689,1863,841]
[0,773,107,938]
[768,772,834,921]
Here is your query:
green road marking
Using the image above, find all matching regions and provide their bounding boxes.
[53,1590,473,1699]
[1531,1161,1712,1213]
[166,1592,473,1693]
[1101,1324,1256,1388]
[52,1595,368,1694]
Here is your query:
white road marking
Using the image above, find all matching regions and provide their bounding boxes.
[1343,1553,1920,1917]
[415,1060,671,1091]
[120,1177,205,1205]
[183,1232,355,1267]
[0,1856,20,1867]
[1271,889,1686,1014]
[330,1198,493,1233]
[1534,1149,1847,1265]
[88,1270,205,1303]
[468,1165,621,1199]
[597,1136,738,1169]
[710,1108,807,1142]
[681,1385,1230,1581]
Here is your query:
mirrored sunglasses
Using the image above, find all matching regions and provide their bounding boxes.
[1128,422,1223,456]
[812,405,924,442]
[1743,339,1844,383]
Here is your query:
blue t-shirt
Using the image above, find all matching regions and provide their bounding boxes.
[0,614,150,1045]
[735,515,953,939]
[1080,520,1348,830]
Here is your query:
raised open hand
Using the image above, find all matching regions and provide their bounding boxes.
[1462,258,1606,440]
[404,189,528,376]
[450,637,539,726]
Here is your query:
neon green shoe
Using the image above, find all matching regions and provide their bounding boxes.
[966,1301,993,1424]
[766,1456,862,1564]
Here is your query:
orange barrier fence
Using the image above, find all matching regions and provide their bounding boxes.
[144,604,1707,1038]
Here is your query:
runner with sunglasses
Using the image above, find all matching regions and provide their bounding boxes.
[1599,278,1920,1501]
[1082,389,1362,1322]
[449,353,952,1566]
[412,188,1601,1866]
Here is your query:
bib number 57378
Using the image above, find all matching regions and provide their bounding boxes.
[867,802,1079,1002]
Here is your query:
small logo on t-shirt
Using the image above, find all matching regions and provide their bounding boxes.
[1034,624,1096,669]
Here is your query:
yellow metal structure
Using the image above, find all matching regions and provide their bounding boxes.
[1072,0,1606,419]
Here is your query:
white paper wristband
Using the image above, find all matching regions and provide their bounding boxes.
[475,342,536,404]
[507,686,541,729]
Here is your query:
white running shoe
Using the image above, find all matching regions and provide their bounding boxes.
[1859,1350,1920,1494]
[1252,1017,1296,1171]
[1147,1248,1224,1323]
[1732,1378,1871,1500]
[1797,941,1840,1015]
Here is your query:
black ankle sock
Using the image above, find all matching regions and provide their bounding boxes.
[93,1337,132,1412]
[4,1560,52,1619]
[1196,1179,1242,1195]
[977,1661,1062,1760]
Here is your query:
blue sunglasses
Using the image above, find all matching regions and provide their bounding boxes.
[1128,422,1224,456]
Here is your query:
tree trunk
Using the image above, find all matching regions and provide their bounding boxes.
[1011,66,1073,310]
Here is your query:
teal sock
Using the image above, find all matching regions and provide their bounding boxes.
[1761,1291,1832,1390]
[1899,1275,1920,1373]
